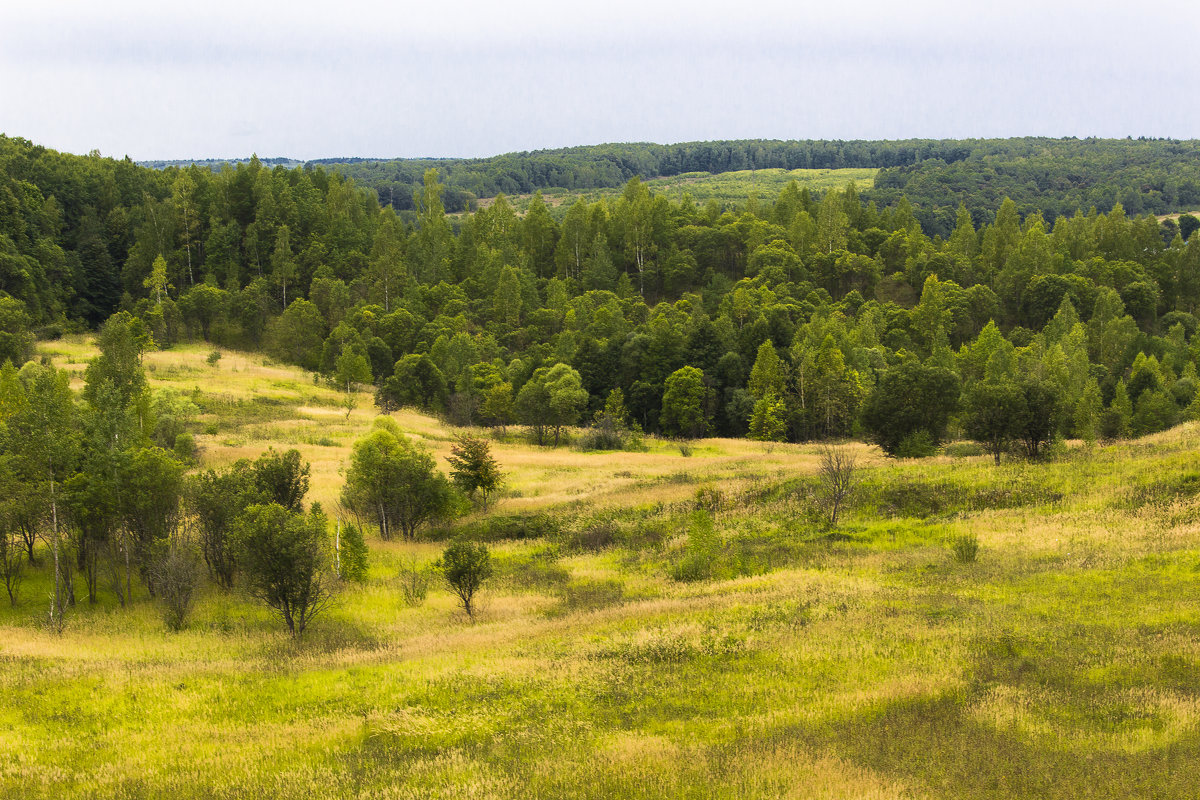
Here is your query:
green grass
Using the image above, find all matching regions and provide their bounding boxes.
[471,167,877,217]
[5,343,1200,798]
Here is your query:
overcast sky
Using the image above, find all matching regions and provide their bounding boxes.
[3,1,1198,161]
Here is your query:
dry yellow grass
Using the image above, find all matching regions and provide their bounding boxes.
[38,337,867,512]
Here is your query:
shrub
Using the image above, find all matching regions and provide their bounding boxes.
[950,532,980,564]
[567,520,619,552]
[556,577,625,613]
[577,421,627,451]
[815,445,857,527]
[150,539,203,632]
[447,433,503,511]
[451,512,562,543]
[335,520,369,582]
[495,549,569,591]
[398,555,434,606]
[671,511,719,582]
[174,432,197,462]
[234,503,333,637]
[894,430,938,458]
[206,350,222,367]
[943,441,986,458]
[621,519,673,551]
[694,485,725,513]
[441,538,492,618]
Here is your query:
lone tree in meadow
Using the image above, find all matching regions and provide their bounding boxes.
[815,444,858,528]
[441,538,492,619]
[234,503,333,637]
[341,418,456,540]
[447,434,503,512]
[150,536,202,632]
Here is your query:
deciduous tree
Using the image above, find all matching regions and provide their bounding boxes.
[234,503,333,637]
[447,434,503,512]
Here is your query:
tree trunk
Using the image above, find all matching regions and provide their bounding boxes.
[49,474,64,632]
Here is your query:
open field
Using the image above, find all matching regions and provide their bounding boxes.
[472,167,878,216]
[4,339,1200,798]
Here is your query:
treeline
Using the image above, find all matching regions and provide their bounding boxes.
[312,139,971,212]
[4,135,1200,455]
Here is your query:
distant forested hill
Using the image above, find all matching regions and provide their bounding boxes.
[310,139,971,214]
[308,138,1200,236]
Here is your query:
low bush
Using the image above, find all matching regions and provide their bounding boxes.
[670,511,719,582]
[493,547,569,592]
[566,520,619,552]
[950,532,980,563]
[555,577,625,613]
[444,512,562,542]
[397,555,435,606]
[860,476,1062,519]
[894,430,938,458]
[943,441,986,458]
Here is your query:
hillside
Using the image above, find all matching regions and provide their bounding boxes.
[3,340,1200,798]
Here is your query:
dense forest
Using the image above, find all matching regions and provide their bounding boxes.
[4,132,1200,457]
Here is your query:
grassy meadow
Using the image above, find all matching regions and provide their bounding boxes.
[473,167,878,216]
[3,338,1200,798]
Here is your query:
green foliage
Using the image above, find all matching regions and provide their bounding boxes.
[671,510,719,582]
[0,296,35,368]
[748,389,788,442]
[446,433,503,511]
[397,554,434,606]
[747,340,783,398]
[1017,379,1061,459]
[450,512,561,543]
[233,503,333,636]
[150,537,202,631]
[555,576,624,613]
[1101,379,1134,440]
[579,388,641,451]
[862,362,960,457]
[963,379,1025,463]
[11,134,1200,461]
[661,366,711,439]
[267,300,325,371]
[950,532,980,564]
[380,353,448,413]
[516,363,587,447]
[441,538,492,618]
[251,448,310,512]
[186,461,261,588]
[0,454,26,605]
[335,520,369,583]
[341,423,456,540]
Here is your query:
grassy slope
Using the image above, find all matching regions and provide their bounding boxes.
[3,340,1200,799]
[473,167,877,215]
